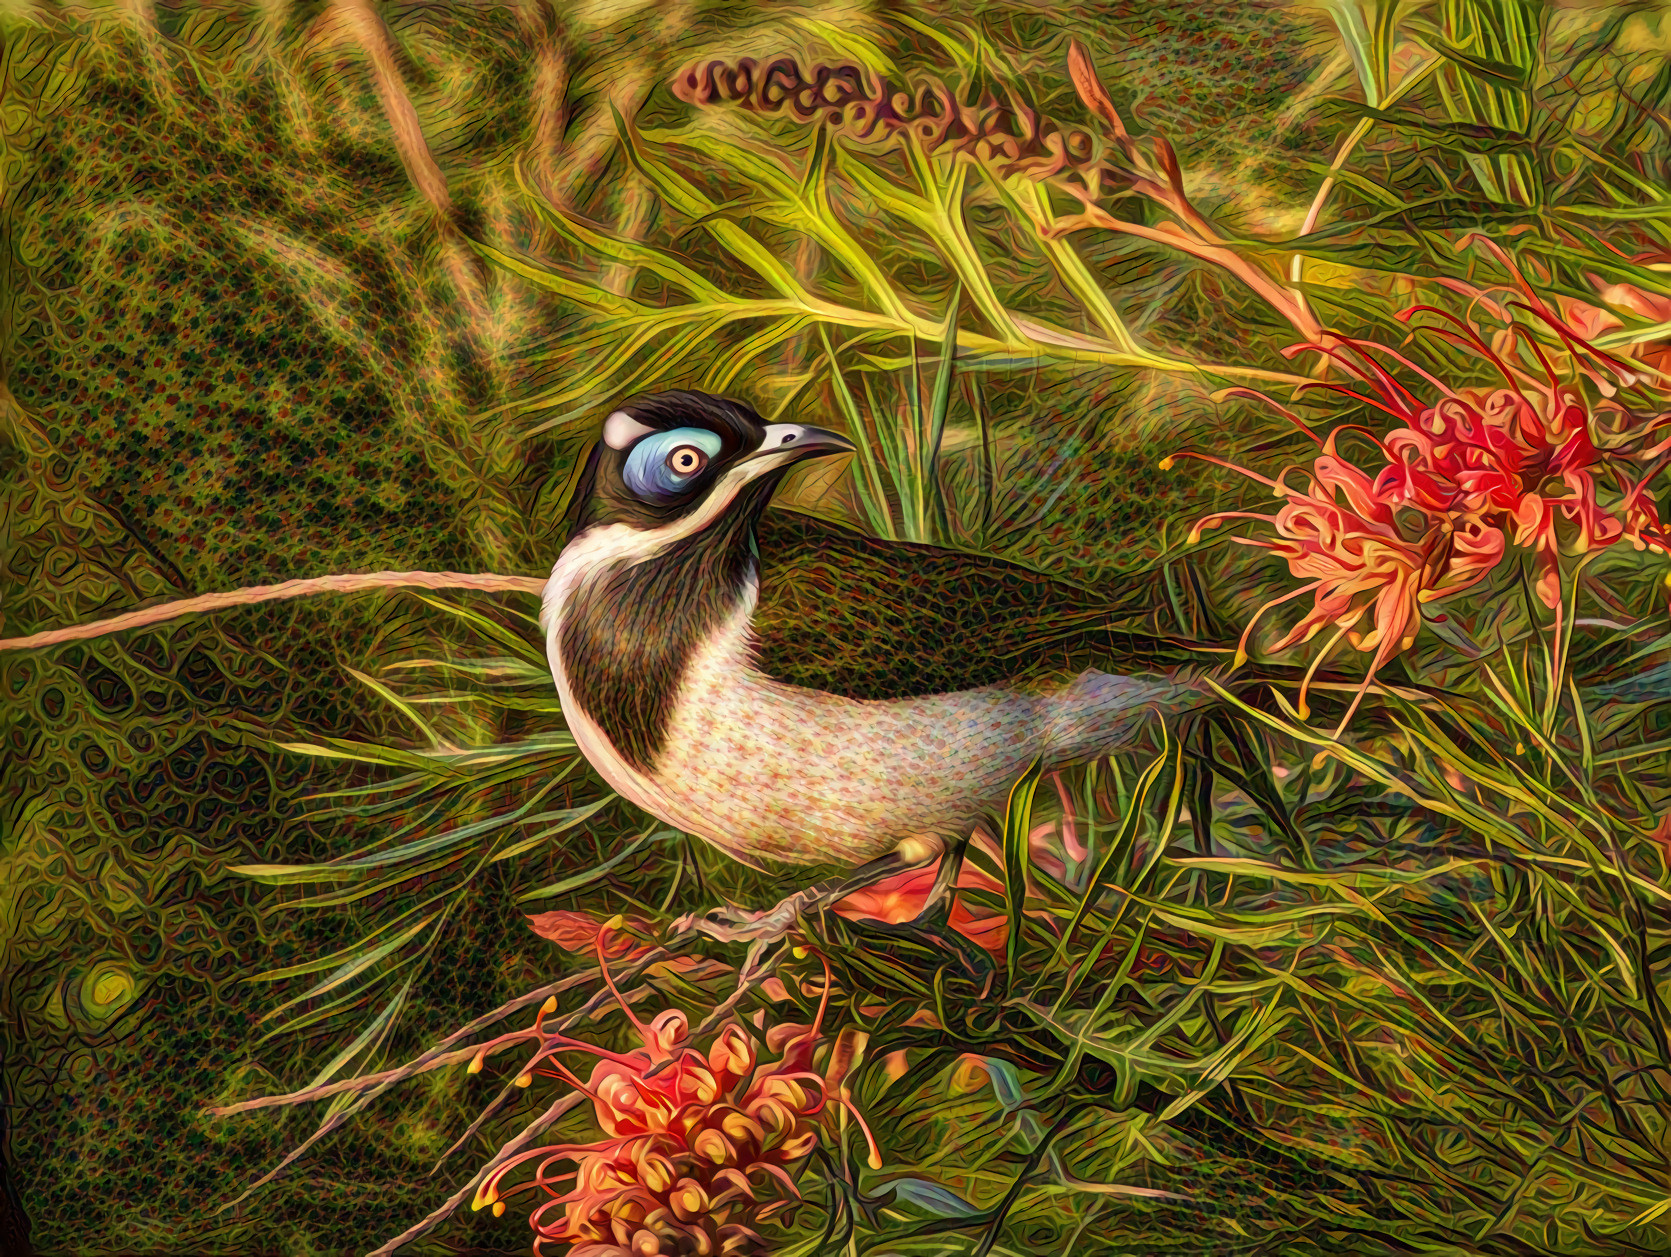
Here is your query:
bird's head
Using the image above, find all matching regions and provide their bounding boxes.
[563,391,855,541]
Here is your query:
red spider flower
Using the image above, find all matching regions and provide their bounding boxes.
[1177,435,1496,724]
[1175,283,1671,719]
[1371,377,1623,608]
[468,928,878,1257]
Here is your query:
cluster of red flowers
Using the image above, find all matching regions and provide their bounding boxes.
[472,928,876,1257]
[1172,279,1671,722]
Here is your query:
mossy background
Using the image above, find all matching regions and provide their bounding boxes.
[0,3,1328,1253]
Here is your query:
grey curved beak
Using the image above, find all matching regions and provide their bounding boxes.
[745,423,856,464]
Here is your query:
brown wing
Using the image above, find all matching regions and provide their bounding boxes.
[748,510,1196,700]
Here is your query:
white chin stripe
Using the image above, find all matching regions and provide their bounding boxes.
[603,411,657,450]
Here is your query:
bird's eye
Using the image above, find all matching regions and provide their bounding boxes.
[666,445,707,476]
[621,425,724,502]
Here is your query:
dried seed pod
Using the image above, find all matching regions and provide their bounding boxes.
[672,54,1114,188]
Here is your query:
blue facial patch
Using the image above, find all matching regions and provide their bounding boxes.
[621,426,725,501]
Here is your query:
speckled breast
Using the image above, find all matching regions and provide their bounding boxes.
[545,534,1196,869]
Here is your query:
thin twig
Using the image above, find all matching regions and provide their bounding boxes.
[208,949,681,1217]
[427,972,680,1174]
[363,1090,586,1257]
[685,937,781,1045]
[0,570,545,652]
[210,1042,488,1116]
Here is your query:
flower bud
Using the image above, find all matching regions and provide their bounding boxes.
[638,1151,677,1195]
[669,1178,711,1222]
[694,1128,737,1166]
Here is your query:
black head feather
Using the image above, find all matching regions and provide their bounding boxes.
[567,391,779,536]
[555,391,847,773]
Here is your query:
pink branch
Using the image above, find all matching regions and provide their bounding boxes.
[0,570,547,652]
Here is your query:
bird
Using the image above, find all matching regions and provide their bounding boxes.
[540,390,1233,941]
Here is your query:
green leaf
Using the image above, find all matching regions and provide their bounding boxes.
[1041,747,1170,985]
[983,1057,1026,1110]
[486,796,619,866]
[888,1178,983,1218]
[230,768,582,884]
[1350,106,1531,153]
[1002,756,1044,990]
[301,977,416,1094]
[924,281,961,533]
[786,16,897,75]
[343,667,443,750]
[513,827,675,900]
[1321,0,1393,109]
[243,905,441,983]
[403,594,549,667]
[254,914,436,1023]
[271,735,468,776]
[1405,14,1532,88]
[819,326,895,540]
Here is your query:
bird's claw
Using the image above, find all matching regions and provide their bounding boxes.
[673,890,817,945]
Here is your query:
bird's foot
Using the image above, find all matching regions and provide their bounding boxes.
[673,889,818,946]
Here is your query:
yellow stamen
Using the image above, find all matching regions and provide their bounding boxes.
[1159,456,1175,471]
[840,1086,885,1170]
[540,995,557,1016]
[515,1072,533,1088]
[492,1201,506,1217]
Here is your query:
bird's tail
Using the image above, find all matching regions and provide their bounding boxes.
[1107,559,1435,731]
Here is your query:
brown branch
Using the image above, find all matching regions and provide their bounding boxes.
[1052,192,1324,343]
[204,968,672,1120]
[324,0,489,326]
[206,947,686,1251]
[0,571,546,652]
[210,1043,484,1118]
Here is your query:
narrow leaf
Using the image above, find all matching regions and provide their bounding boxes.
[1002,757,1045,990]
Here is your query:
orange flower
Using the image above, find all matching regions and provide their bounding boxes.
[1182,434,1487,723]
[1180,298,1671,711]
[1371,378,1623,609]
[469,932,879,1256]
